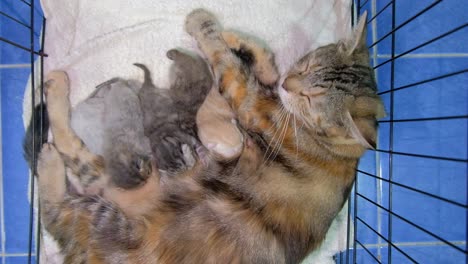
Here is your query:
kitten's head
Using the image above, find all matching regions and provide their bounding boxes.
[279,11,385,157]
[167,49,212,87]
[106,147,153,189]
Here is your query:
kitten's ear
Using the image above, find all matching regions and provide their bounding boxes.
[345,111,376,149]
[347,11,368,55]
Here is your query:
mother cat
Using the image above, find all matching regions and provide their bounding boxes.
[38,9,383,264]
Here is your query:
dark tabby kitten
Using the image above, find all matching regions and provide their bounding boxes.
[23,102,49,174]
[135,48,213,174]
[38,9,384,263]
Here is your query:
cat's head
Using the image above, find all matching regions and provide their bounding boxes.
[279,11,385,157]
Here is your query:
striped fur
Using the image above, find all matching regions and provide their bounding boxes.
[38,9,383,264]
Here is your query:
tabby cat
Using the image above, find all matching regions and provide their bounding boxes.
[38,9,384,263]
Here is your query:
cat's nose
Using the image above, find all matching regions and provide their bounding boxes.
[282,76,302,94]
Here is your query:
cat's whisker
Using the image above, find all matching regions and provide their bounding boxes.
[293,113,299,162]
[262,107,287,164]
[272,116,290,162]
[270,112,290,162]
[267,107,288,153]
[271,115,290,163]
[299,106,314,130]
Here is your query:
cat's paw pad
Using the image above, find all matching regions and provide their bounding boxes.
[206,141,243,160]
[37,143,64,178]
[45,71,69,98]
[185,9,220,36]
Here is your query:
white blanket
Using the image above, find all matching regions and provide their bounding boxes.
[23,0,352,263]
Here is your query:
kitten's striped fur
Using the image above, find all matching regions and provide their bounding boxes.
[39,9,383,263]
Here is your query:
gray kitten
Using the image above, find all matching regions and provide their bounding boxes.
[101,78,153,188]
[135,48,213,174]
[71,78,152,190]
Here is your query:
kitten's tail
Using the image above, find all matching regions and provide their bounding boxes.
[23,103,49,175]
[134,63,152,87]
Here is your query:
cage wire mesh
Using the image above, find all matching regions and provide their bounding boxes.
[0,0,467,263]
[336,0,468,263]
[1,0,46,263]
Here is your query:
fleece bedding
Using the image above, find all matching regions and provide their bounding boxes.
[23,1,353,263]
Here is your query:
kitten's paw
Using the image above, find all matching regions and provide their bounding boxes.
[185,9,220,37]
[45,71,69,98]
[138,157,153,182]
[181,144,196,168]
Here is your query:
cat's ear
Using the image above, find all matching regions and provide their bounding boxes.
[345,111,377,149]
[347,11,368,55]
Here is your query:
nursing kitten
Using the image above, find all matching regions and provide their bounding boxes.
[70,77,153,190]
[38,9,384,263]
[135,48,212,173]
[100,78,153,189]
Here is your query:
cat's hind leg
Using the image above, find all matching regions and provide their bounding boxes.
[37,143,145,262]
[222,31,279,86]
[37,143,85,253]
[37,143,66,206]
[45,71,106,194]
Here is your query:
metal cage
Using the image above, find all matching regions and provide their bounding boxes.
[1,0,46,263]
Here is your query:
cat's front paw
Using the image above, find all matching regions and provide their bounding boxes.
[45,71,69,98]
[185,8,220,37]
